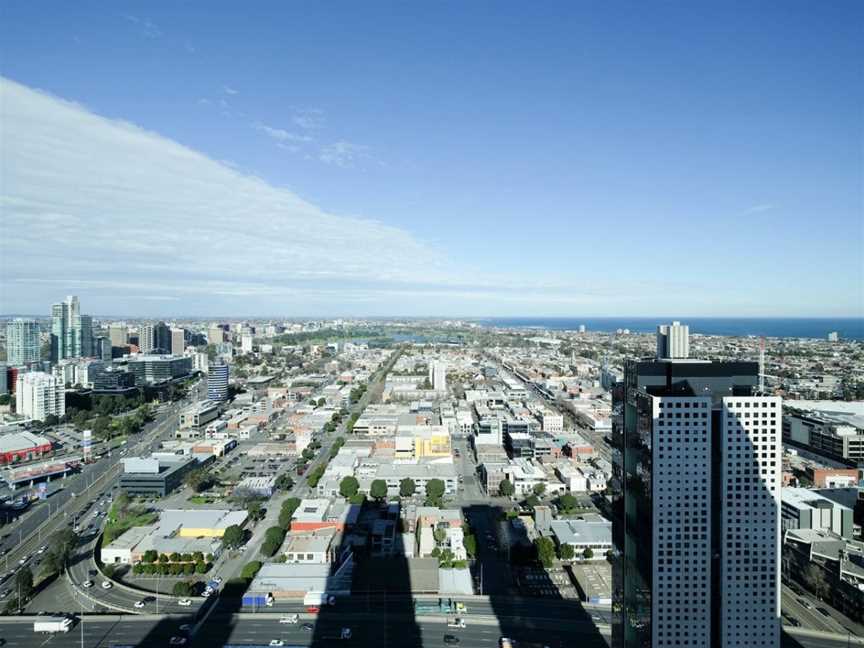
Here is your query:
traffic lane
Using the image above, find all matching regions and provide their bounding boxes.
[782,586,847,634]
[1,400,178,557]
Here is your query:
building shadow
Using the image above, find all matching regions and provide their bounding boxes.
[464,502,610,648]
[308,499,423,647]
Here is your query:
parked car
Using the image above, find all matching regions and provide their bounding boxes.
[82,580,94,588]
[178,599,192,607]
[101,581,112,590]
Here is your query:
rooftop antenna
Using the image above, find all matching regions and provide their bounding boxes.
[759,336,765,394]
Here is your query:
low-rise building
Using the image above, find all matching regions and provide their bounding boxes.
[781,487,854,539]
[179,401,220,429]
[550,514,612,558]
[119,455,198,497]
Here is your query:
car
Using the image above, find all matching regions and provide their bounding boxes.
[798,597,814,610]
[178,624,192,632]
[37,545,47,554]
[268,641,285,647]
[280,615,299,624]
[101,581,113,589]
[785,616,801,627]
[444,635,460,645]
[17,558,26,565]
[301,623,314,631]
[816,607,832,618]
[178,598,192,607]
[82,580,94,588]
[212,576,223,584]
[341,628,352,639]
[169,638,187,646]
[134,600,146,609]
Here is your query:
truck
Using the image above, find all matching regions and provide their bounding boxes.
[414,598,453,614]
[303,591,335,609]
[34,617,73,633]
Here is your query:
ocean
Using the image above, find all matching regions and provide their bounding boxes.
[475,317,864,340]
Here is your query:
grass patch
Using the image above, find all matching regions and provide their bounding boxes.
[104,494,158,544]
[188,495,219,505]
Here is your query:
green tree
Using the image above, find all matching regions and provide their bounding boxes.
[143,549,158,563]
[349,493,366,506]
[558,493,577,512]
[425,479,445,505]
[463,533,477,558]
[192,551,204,562]
[339,476,360,498]
[43,414,59,427]
[433,527,447,544]
[173,581,193,597]
[241,561,262,579]
[260,540,278,557]
[535,537,556,568]
[370,479,388,501]
[265,526,286,545]
[247,501,264,522]
[524,494,540,510]
[498,479,515,498]
[560,544,575,561]
[195,561,208,574]
[222,524,244,549]
[183,563,195,575]
[169,552,181,563]
[532,483,546,497]
[275,474,294,491]
[317,398,326,407]
[158,553,169,563]
[582,547,594,560]
[399,478,416,498]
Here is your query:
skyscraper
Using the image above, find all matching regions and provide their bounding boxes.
[108,324,128,347]
[51,295,93,361]
[139,322,171,354]
[429,360,447,391]
[656,321,689,359]
[612,327,781,648]
[16,371,65,421]
[207,362,229,401]
[6,318,41,365]
[170,328,186,356]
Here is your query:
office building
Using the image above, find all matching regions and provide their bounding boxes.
[781,487,854,540]
[207,326,224,345]
[120,456,198,496]
[95,336,112,361]
[15,372,65,421]
[828,331,839,342]
[126,355,192,384]
[170,328,186,356]
[241,335,254,354]
[108,324,128,347]
[0,363,7,395]
[655,320,689,360]
[50,295,93,361]
[783,408,864,463]
[139,321,171,354]
[429,360,447,391]
[208,362,229,401]
[612,331,781,648]
[6,318,41,366]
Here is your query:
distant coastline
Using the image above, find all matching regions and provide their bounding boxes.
[476,317,864,341]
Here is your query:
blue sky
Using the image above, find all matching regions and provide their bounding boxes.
[1,2,862,317]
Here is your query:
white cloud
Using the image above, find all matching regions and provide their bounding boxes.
[223,86,238,95]
[123,14,162,39]
[292,108,325,130]
[254,123,313,144]
[742,203,777,215]
[319,141,371,168]
[0,77,463,313]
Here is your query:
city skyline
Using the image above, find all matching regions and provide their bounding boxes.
[1,2,862,318]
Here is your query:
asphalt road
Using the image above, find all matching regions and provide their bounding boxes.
[4,613,864,648]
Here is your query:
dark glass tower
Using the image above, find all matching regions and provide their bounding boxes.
[612,358,779,648]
